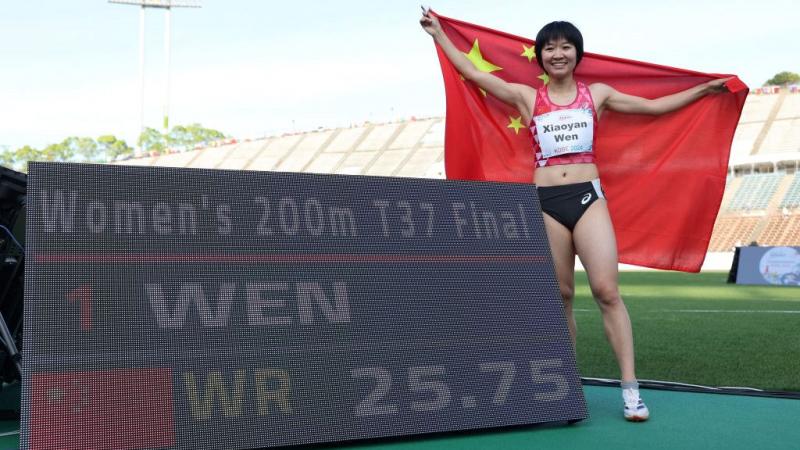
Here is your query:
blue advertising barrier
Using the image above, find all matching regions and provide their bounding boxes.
[735,246,800,286]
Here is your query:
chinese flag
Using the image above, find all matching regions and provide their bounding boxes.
[28,368,175,450]
[431,11,748,272]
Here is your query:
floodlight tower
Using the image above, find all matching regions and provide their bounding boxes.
[109,0,201,151]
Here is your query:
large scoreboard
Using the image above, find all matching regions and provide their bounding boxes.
[22,162,586,449]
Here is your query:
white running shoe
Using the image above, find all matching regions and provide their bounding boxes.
[623,388,650,422]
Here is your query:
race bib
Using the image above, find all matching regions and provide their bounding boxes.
[534,108,593,158]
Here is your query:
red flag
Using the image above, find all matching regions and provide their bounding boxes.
[431,12,747,272]
[29,368,175,450]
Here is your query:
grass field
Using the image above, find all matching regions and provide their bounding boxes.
[573,271,800,392]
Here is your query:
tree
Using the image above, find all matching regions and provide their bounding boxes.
[765,71,800,86]
[138,123,226,154]
[40,141,73,163]
[8,145,42,172]
[97,135,134,161]
[0,148,15,170]
[166,123,225,148]
[138,127,167,154]
[2,135,132,172]
[62,137,100,162]
[1,123,227,172]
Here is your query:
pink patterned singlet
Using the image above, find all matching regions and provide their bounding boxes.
[530,82,598,168]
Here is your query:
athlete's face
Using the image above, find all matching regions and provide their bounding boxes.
[541,38,577,77]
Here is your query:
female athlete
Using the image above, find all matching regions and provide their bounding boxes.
[421,10,729,421]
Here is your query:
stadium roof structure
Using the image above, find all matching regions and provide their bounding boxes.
[729,152,800,171]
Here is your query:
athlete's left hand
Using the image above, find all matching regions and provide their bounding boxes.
[705,77,734,93]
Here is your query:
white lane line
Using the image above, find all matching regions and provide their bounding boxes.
[0,430,19,437]
[662,309,800,314]
[574,308,800,314]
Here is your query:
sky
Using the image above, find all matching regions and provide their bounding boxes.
[1,0,798,151]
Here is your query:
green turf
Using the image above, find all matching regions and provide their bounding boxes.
[573,271,800,392]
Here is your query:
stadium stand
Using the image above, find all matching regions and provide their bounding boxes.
[712,87,800,250]
[276,129,337,172]
[777,90,800,120]
[727,173,783,210]
[187,145,235,169]
[114,89,800,252]
[780,175,800,209]
[761,118,800,154]
[708,216,763,252]
[119,118,446,180]
[248,134,301,172]
[730,122,762,159]
[731,93,779,158]
[757,214,800,246]
[711,171,800,251]
[719,176,743,209]
[216,139,271,171]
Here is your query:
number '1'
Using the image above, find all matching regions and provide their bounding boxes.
[66,284,93,331]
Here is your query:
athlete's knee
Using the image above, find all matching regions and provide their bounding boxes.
[560,284,575,303]
[591,283,621,308]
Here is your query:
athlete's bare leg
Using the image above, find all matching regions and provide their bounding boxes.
[572,199,637,382]
[542,213,577,345]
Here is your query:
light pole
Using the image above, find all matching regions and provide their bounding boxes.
[109,0,201,153]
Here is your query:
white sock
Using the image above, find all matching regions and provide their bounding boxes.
[620,380,639,391]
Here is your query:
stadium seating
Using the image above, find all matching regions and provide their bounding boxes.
[118,119,447,180]
[713,170,800,249]
[324,127,367,153]
[187,145,235,169]
[708,216,763,252]
[730,122,762,159]
[276,129,337,172]
[761,118,800,154]
[216,139,270,171]
[780,175,800,209]
[777,92,800,120]
[727,173,783,210]
[388,120,433,150]
[738,94,779,124]
[757,213,800,246]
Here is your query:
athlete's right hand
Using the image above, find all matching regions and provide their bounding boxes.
[419,8,442,37]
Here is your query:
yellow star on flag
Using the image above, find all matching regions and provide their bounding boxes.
[463,39,502,96]
[538,73,550,85]
[507,116,524,134]
[520,44,536,62]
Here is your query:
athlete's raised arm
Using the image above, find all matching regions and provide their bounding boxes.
[420,9,534,120]
[590,78,731,116]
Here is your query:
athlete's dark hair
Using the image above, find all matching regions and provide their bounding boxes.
[534,21,584,72]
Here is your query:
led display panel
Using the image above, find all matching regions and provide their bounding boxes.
[22,162,586,449]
